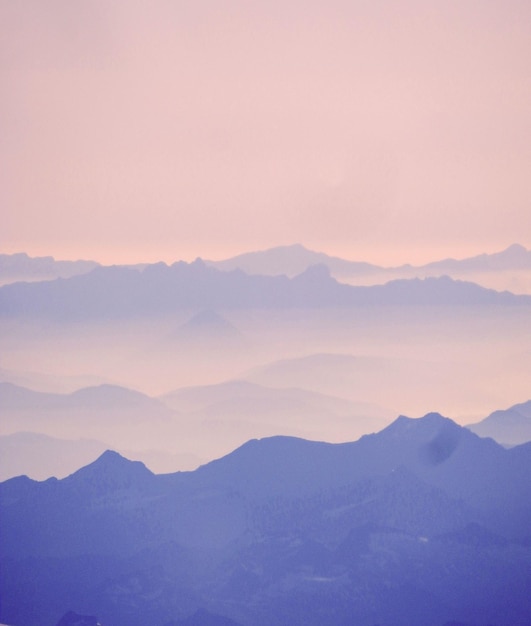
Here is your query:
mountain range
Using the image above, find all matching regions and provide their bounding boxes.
[206,242,531,278]
[0,380,392,480]
[0,260,529,321]
[0,432,109,482]
[2,243,530,288]
[467,400,531,446]
[207,243,382,277]
[2,367,530,479]
[0,382,166,413]
[0,253,98,286]
[1,413,530,626]
[0,382,178,460]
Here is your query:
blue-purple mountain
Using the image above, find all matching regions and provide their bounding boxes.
[467,400,531,445]
[0,260,529,320]
[3,243,529,287]
[1,414,530,626]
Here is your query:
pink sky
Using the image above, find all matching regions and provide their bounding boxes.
[1,0,530,265]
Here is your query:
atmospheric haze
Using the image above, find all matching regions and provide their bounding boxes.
[1,2,531,623]
[0,253,530,477]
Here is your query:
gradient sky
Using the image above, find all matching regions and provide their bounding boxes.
[1,0,530,265]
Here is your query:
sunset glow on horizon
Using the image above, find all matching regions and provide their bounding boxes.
[2,0,530,265]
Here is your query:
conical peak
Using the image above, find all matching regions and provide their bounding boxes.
[66,449,153,486]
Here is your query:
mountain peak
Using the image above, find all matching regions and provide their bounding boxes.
[69,384,158,409]
[293,263,332,280]
[380,412,458,439]
[182,309,237,330]
[96,449,129,463]
[271,243,310,253]
[82,449,141,472]
[66,449,153,488]
[466,399,531,445]
[503,243,527,254]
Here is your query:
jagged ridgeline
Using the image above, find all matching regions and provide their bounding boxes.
[1,259,530,320]
[1,414,530,626]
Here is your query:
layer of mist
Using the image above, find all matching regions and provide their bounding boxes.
[1,301,529,478]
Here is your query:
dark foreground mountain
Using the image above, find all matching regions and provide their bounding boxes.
[1,414,530,626]
[0,260,529,320]
[165,609,244,626]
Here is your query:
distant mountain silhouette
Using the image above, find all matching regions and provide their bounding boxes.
[467,400,531,445]
[3,245,530,304]
[0,260,529,320]
[419,243,531,273]
[0,382,171,413]
[206,243,531,278]
[1,414,530,626]
[0,379,391,480]
[180,309,239,332]
[0,252,98,286]
[159,379,390,453]
[0,431,204,481]
[0,365,111,394]
[161,379,376,416]
[167,309,245,348]
[0,381,61,410]
[243,352,469,412]
[206,243,381,277]
[68,384,166,410]
[0,382,178,461]
[5,244,529,289]
[0,432,108,481]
